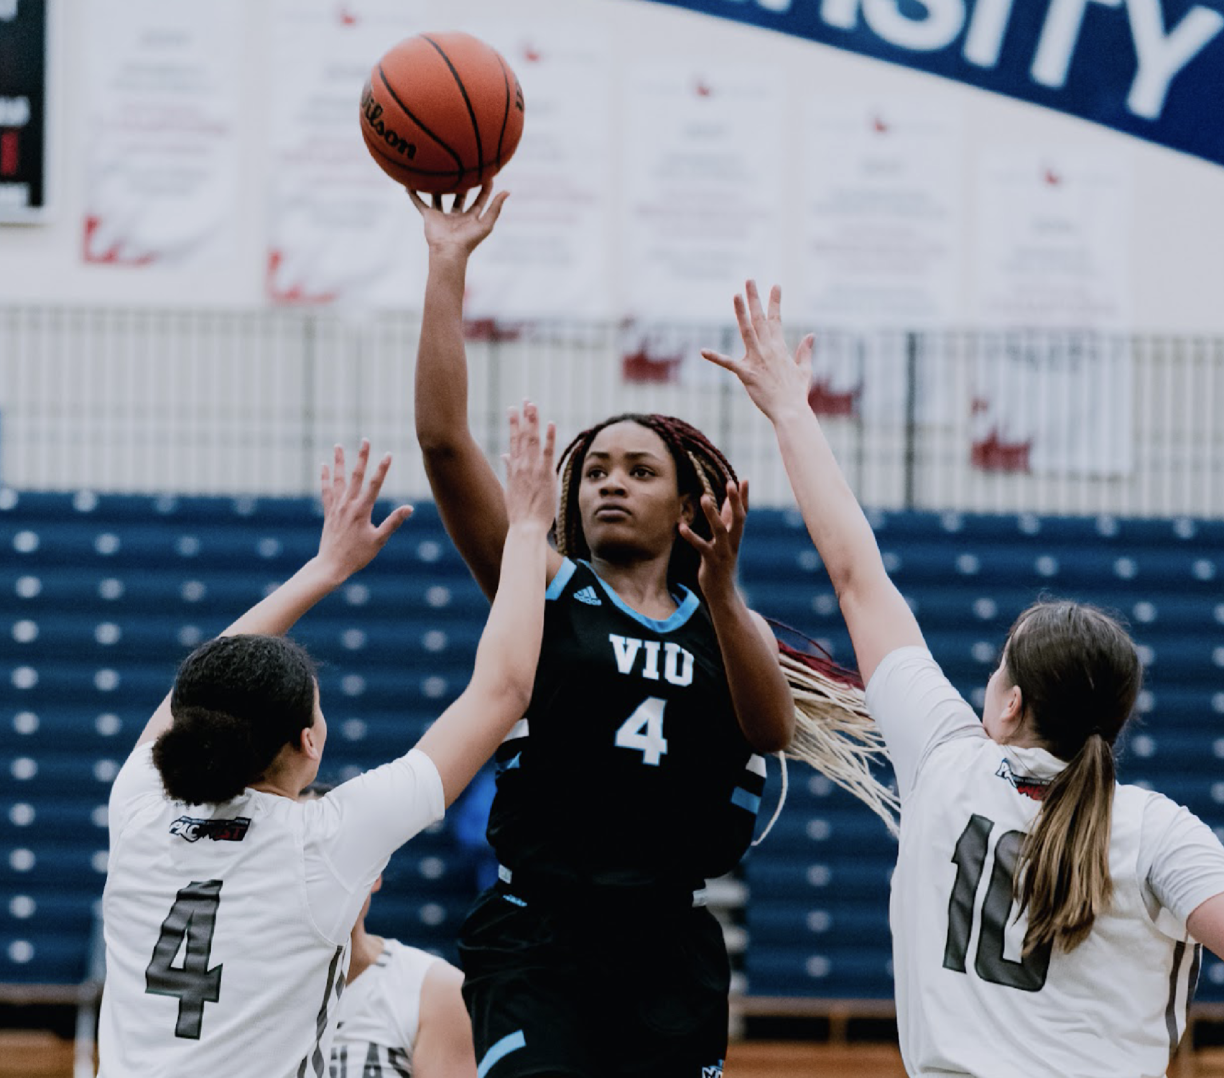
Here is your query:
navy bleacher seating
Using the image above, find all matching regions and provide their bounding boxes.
[1,491,1222,1002]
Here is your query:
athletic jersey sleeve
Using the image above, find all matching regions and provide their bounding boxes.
[303,749,446,940]
[107,743,164,846]
[1139,793,1224,934]
[864,646,985,803]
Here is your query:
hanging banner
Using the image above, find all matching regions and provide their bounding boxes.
[970,333,1134,475]
[459,24,614,321]
[972,146,1132,329]
[266,0,426,306]
[798,95,965,328]
[82,0,243,266]
[621,63,786,321]
[629,0,1224,169]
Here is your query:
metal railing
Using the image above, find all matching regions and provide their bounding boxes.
[2,305,1222,517]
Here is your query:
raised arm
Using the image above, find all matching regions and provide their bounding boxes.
[414,403,556,805]
[134,441,412,749]
[410,186,554,599]
[680,480,794,753]
[413,961,478,1078]
[702,282,924,686]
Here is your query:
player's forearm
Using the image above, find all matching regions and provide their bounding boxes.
[220,557,344,639]
[706,591,794,753]
[416,249,476,455]
[468,521,549,708]
[771,406,888,599]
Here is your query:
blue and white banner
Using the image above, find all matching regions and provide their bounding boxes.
[630,0,1224,168]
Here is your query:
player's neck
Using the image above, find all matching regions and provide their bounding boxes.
[347,927,385,984]
[588,554,677,618]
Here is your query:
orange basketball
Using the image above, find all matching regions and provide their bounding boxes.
[359,31,524,194]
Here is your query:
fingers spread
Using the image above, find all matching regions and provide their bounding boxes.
[348,438,370,496]
[332,444,346,490]
[732,293,758,352]
[364,452,393,504]
[542,421,557,471]
[484,189,510,226]
[700,348,737,372]
[375,503,413,541]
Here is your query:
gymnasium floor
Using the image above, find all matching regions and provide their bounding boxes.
[5,1034,1224,1077]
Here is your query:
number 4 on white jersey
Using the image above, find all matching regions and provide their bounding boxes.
[614,697,669,766]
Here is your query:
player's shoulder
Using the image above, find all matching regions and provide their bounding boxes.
[1114,779,1198,830]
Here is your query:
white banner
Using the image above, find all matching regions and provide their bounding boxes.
[970,334,1134,476]
[266,0,426,306]
[459,24,613,321]
[798,96,964,329]
[620,63,785,322]
[973,147,1133,331]
[82,0,243,267]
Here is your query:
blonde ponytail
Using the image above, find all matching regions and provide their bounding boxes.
[777,644,900,837]
[1015,732,1116,954]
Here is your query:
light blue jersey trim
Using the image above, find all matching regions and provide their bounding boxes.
[477,1030,526,1078]
[581,560,700,633]
[545,558,577,601]
[731,787,761,814]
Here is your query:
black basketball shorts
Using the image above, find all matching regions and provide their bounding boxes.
[458,882,730,1078]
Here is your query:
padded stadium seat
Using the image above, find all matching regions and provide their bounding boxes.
[0,706,141,750]
[746,858,893,902]
[0,841,107,886]
[1,887,96,936]
[745,944,894,999]
[1,660,168,709]
[747,901,890,948]
[2,752,125,797]
[758,808,896,854]
[0,928,90,984]
[0,797,109,842]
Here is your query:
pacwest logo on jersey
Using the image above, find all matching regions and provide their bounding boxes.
[169,816,252,843]
[609,633,694,686]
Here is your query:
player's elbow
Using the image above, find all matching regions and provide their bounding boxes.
[747,718,793,755]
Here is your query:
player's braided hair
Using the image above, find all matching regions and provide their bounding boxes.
[555,413,737,593]
[774,633,900,837]
[554,414,899,831]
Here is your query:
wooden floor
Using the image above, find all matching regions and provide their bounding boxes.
[2,1032,1222,1077]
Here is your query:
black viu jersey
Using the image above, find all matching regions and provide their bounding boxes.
[487,558,767,890]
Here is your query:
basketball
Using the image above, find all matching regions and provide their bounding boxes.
[360,31,525,194]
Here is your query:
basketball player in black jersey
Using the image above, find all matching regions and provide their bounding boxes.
[409,186,796,1078]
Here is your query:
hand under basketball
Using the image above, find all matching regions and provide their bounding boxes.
[408,184,509,256]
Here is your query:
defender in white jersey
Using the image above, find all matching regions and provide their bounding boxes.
[328,876,475,1078]
[100,410,556,1078]
[705,280,1224,1077]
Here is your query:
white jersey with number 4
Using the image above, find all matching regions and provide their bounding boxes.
[868,648,1224,1078]
[98,743,445,1078]
[329,939,440,1078]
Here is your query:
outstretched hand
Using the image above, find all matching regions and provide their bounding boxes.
[678,478,749,600]
[317,440,413,583]
[502,401,557,531]
[702,280,814,422]
[408,183,509,257]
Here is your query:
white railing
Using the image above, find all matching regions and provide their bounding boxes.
[2,305,1222,518]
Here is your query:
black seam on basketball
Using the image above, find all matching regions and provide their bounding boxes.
[375,63,463,172]
[363,133,463,177]
[421,35,483,188]
[496,58,510,167]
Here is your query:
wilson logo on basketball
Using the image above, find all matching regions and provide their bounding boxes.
[361,83,417,161]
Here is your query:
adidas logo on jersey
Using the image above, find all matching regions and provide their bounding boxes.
[574,586,602,606]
